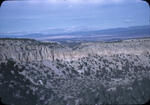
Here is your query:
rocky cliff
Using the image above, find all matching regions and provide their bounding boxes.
[0,38,71,62]
[0,38,150,105]
[0,38,150,62]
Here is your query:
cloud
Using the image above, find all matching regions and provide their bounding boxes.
[124,19,132,23]
[27,0,130,4]
[22,0,140,6]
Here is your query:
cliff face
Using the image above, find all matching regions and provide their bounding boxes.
[0,39,71,62]
[0,38,150,105]
[0,38,150,62]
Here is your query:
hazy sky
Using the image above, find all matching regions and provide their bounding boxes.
[0,0,149,34]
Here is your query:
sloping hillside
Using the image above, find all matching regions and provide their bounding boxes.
[0,38,150,105]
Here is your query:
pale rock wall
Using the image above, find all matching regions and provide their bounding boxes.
[0,38,150,62]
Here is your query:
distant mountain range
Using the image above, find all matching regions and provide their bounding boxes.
[0,25,150,41]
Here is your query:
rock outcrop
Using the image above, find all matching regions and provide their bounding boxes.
[0,38,150,62]
[0,38,150,105]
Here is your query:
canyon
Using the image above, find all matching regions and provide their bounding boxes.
[0,38,150,105]
[0,38,150,62]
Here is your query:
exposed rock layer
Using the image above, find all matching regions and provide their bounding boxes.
[0,38,150,105]
[0,38,150,62]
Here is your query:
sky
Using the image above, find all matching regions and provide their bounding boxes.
[0,0,149,35]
